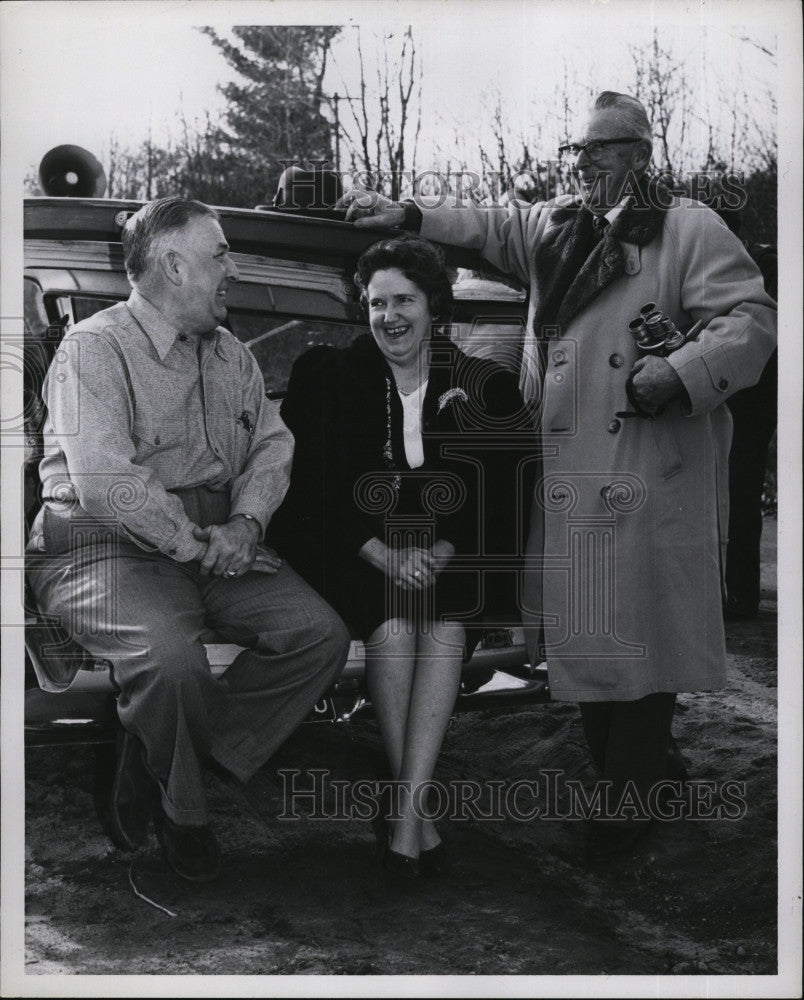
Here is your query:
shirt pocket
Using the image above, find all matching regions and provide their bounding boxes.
[208,405,251,473]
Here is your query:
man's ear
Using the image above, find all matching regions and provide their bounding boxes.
[633,140,653,173]
[159,249,183,287]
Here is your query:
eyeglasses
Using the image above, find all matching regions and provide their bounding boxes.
[557,138,643,163]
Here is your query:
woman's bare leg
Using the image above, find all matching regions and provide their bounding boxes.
[391,621,465,858]
[364,617,417,790]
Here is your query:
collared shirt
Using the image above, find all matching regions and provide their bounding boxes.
[603,199,630,226]
[32,288,294,561]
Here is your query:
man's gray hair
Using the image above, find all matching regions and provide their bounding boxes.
[122,197,218,282]
[593,91,653,144]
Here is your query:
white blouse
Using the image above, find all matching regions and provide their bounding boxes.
[398,380,428,469]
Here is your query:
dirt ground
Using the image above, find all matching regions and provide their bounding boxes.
[23,526,780,981]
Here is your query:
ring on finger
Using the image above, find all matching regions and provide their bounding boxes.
[224,569,237,578]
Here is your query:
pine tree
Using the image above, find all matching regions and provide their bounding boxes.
[199,26,341,206]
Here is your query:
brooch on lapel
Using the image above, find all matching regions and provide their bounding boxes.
[437,387,468,414]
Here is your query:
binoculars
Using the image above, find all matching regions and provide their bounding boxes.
[627,303,704,357]
[623,305,705,418]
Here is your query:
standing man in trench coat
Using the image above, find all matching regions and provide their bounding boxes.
[339,91,777,856]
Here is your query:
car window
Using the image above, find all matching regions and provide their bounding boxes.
[73,296,119,323]
[449,268,526,374]
[451,319,526,375]
[225,311,362,396]
[39,294,364,397]
[28,259,527,397]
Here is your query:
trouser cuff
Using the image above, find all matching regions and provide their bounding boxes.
[159,787,208,827]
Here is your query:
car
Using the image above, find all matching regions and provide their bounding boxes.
[22,152,550,747]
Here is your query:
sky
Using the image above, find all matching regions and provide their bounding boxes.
[0,0,789,185]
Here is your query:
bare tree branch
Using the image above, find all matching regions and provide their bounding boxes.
[737,35,776,61]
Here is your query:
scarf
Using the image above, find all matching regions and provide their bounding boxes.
[532,176,672,337]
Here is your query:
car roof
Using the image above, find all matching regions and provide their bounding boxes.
[23,197,526,286]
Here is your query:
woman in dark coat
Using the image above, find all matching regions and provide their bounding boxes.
[271,235,530,876]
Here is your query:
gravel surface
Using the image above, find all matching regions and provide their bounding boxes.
[22,527,782,984]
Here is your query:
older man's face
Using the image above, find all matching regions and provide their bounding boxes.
[569,108,649,214]
[170,216,239,335]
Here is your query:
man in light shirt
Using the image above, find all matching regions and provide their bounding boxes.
[28,198,350,882]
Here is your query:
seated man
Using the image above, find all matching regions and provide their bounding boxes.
[27,197,350,882]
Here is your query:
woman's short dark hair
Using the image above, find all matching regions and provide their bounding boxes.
[122,197,218,282]
[354,234,454,325]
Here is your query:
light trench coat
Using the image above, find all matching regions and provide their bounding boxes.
[421,192,776,700]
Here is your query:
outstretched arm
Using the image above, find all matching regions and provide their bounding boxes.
[338,187,543,288]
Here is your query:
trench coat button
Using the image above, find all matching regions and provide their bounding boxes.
[607,419,621,434]
[609,353,624,368]
[552,349,567,365]
[179,334,188,342]
[718,377,729,390]
[154,435,161,445]
[168,548,177,555]
[553,372,565,384]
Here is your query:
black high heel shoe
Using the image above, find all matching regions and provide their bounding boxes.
[379,836,421,880]
[418,840,449,876]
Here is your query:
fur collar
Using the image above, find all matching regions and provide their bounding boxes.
[534,176,671,331]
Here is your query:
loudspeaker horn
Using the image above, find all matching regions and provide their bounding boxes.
[39,145,107,198]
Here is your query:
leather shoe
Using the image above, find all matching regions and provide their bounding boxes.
[723,598,758,620]
[666,737,690,782]
[154,806,222,883]
[109,728,157,852]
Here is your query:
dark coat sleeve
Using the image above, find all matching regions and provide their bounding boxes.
[476,364,538,561]
[271,346,380,579]
[430,358,536,560]
[434,357,537,622]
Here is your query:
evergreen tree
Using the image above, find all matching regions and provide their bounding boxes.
[199,26,341,206]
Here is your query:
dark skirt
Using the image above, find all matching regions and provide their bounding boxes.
[323,553,476,641]
[280,475,479,641]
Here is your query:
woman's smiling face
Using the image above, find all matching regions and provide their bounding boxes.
[366,267,432,368]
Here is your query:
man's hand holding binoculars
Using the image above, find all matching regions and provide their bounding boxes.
[627,355,685,416]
